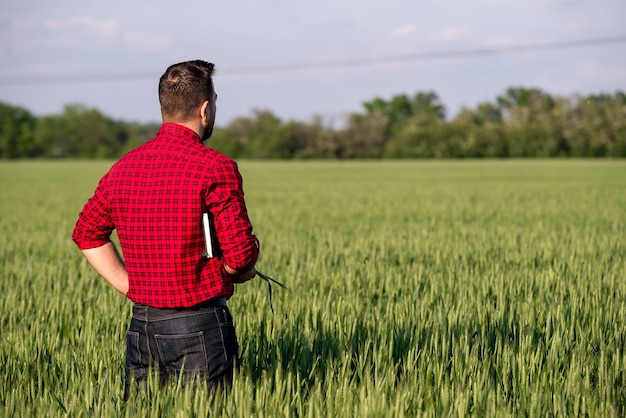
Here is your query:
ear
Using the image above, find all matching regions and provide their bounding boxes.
[200,100,210,123]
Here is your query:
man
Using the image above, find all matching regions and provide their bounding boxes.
[72,60,259,399]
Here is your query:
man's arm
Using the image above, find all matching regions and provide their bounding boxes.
[209,158,260,282]
[81,242,129,295]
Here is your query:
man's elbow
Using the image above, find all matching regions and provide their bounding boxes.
[223,238,260,272]
[73,231,112,252]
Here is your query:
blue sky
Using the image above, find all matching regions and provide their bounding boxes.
[0,0,625,127]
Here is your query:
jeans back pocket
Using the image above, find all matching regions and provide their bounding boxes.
[155,331,208,375]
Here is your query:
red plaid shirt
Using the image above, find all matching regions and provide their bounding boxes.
[72,123,259,308]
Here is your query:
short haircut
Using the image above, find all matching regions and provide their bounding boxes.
[158,60,215,121]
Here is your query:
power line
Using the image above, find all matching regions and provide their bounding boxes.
[221,35,626,75]
[1,35,625,86]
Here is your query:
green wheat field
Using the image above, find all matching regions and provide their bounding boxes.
[1,160,625,417]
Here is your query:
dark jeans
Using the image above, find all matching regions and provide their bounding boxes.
[123,299,239,400]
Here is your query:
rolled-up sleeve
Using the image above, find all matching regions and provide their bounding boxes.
[208,159,259,272]
[72,176,115,250]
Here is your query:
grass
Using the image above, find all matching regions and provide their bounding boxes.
[1,159,625,417]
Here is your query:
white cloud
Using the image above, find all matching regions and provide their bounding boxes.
[2,16,173,54]
[388,24,417,39]
[558,22,590,35]
[431,26,471,42]
[526,58,626,99]
[0,18,38,53]
[387,24,471,44]
[123,31,173,53]
[477,33,532,49]
[574,61,626,83]
[44,16,120,46]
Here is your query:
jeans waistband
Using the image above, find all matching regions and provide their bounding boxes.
[132,298,227,321]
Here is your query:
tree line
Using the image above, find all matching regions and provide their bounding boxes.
[1,87,625,159]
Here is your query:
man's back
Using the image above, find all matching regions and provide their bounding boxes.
[73,123,258,308]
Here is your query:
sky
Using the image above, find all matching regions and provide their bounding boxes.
[0,0,625,128]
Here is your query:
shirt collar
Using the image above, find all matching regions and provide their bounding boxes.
[158,123,202,143]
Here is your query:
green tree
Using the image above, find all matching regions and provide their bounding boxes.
[451,104,507,157]
[63,104,121,158]
[0,102,37,158]
[33,104,122,158]
[33,115,66,157]
[473,102,502,125]
[496,87,565,157]
[382,114,446,158]
[363,91,446,132]
[292,116,339,159]
[208,125,245,159]
[410,91,446,121]
[211,110,298,159]
[497,87,555,126]
[338,109,388,158]
[569,92,626,157]
[117,122,159,156]
[4,87,626,160]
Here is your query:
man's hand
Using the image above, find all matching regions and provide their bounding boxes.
[233,267,256,283]
[224,263,256,284]
[81,242,129,295]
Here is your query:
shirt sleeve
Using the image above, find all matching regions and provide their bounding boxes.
[208,158,259,272]
[72,175,115,250]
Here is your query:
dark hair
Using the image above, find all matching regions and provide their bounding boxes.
[158,60,215,121]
